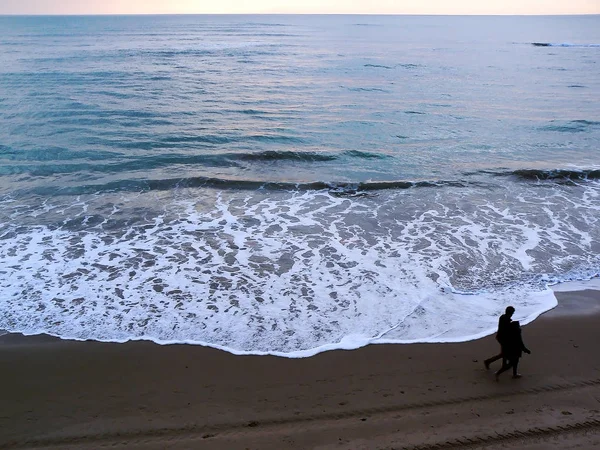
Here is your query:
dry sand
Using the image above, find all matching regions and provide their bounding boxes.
[1,289,600,449]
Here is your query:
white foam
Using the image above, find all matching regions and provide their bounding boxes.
[550,278,600,293]
[0,180,598,357]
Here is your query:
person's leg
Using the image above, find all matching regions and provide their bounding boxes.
[495,359,513,381]
[484,353,502,369]
[512,358,521,378]
[484,344,504,369]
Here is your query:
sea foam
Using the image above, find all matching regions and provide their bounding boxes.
[1,179,598,357]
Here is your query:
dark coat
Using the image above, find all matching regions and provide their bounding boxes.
[495,313,512,345]
[503,322,530,360]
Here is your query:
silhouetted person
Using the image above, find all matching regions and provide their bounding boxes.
[495,321,531,380]
[484,306,515,370]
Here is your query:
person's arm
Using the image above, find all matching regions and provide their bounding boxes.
[519,333,531,354]
[497,315,509,341]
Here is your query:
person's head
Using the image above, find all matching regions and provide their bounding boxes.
[506,306,515,317]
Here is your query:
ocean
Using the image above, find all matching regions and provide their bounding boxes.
[0,14,599,356]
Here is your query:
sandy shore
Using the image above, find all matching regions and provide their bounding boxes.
[1,289,600,450]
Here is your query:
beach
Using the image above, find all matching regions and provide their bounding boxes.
[1,288,599,450]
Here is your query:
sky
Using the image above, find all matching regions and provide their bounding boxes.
[0,0,599,15]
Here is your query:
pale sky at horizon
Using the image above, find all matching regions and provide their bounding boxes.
[1,0,599,15]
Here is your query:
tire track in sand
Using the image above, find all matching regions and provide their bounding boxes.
[2,377,599,449]
[397,418,600,449]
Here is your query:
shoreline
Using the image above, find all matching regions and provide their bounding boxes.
[1,288,600,449]
[1,279,599,352]
[1,286,599,348]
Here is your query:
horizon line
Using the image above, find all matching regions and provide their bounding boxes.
[1,12,599,17]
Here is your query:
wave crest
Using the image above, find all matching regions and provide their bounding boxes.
[532,42,600,48]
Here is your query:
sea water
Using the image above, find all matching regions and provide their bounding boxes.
[0,15,599,356]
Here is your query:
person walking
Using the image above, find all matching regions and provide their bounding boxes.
[484,306,515,370]
[495,321,531,380]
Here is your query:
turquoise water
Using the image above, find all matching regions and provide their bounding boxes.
[0,15,599,355]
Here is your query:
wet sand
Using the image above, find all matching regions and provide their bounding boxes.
[1,289,599,449]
